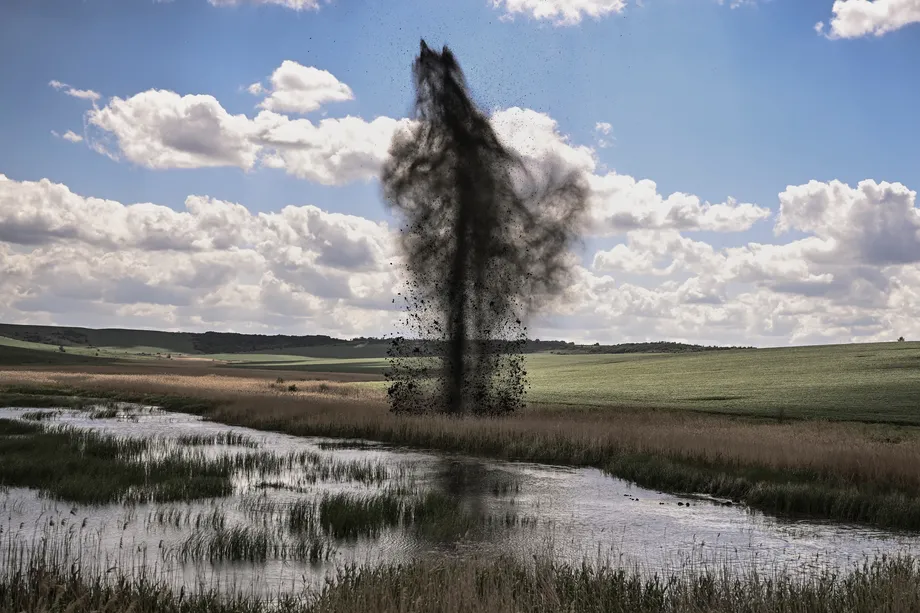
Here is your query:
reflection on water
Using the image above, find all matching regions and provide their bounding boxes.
[1,405,919,598]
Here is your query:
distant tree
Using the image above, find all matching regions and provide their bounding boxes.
[898,336,906,342]
[58,345,66,353]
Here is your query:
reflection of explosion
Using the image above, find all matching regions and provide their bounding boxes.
[382,40,588,416]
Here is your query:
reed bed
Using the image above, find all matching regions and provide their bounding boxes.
[0,419,232,504]
[176,432,259,448]
[20,410,60,422]
[5,369,920,528]
[318,492,404,539]
[169,526,333,564]
[3,551,920,612]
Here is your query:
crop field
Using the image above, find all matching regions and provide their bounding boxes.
[197,342,920,423]
[7,334,918,423]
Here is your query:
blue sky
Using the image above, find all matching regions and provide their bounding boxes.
[1,0,919,345]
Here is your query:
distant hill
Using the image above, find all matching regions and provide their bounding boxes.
[546,341,754,355]
[0,323,751,358]
[0,323,344,355]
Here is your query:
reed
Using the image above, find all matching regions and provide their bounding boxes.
[0,418,233,504]
[4,551,920,612]
[170,526,333,563]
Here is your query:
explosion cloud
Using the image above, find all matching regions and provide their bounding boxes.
[382,40,588,416]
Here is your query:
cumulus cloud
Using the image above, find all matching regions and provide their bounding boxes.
[490,0,626,25]
[251,111,414,184]
[82,80,408,184]
[576,177,920,344]
[818,0,920,38]
[489,108,769,234]
[251,61,354,114]
[594,121,613,148]
[777,179,920,265]
[0,174,400,337]
[588,174,771,234]
[87,90,261,169]
[2,170,918,345]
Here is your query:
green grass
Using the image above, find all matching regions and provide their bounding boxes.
[209,354,392,374]
[0,323,198,353]
[0,342,117,366]
[0,418,232,504]
[318,492,405,539]
[524,342,920,421]
[172,526,333,563]
[0,334,177,361]
[193,341,920,423]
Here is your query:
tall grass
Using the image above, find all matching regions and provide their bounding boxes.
[0,418,232,504]
[176,432,259,448]
[170,527,333,563]
[4,552,920,612]
[318,492,404,539]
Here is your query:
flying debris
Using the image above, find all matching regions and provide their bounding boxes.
[382,40,588,416]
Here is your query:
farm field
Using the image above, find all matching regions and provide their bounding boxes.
[4,336,920,423]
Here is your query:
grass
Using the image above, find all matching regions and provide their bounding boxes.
[176,432,259,448]
[171,526,333,563]
[318,492,405,539]
[185,341,920,423]
[524,343,920,422]
[313,489,521,542]
[0,418,233,504]
[176,342,920,423]
[5,553,920,612]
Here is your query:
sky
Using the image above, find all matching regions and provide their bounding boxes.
[1,0,919,347]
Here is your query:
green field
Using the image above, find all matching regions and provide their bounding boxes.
[3,333,919,424]
[205,342,920,423]
[0,335,174,363]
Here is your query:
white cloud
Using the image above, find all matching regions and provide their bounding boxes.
[49,80,101,102]
[2,172,918,345]
[208,0,324,10]
[253,61,354,114]
[82,76,407,184]
[490,0,626,25]
[0,174,400,338]
[594,121,613,148]
[251,111,415,184]
[87,90,261,169]
[574,177,920,345]
[821,0,920,38]
[777,179,920,265]
[588,174,771,234]
[61,130,83,143]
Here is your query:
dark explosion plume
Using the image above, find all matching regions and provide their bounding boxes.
[382,40,588,416]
